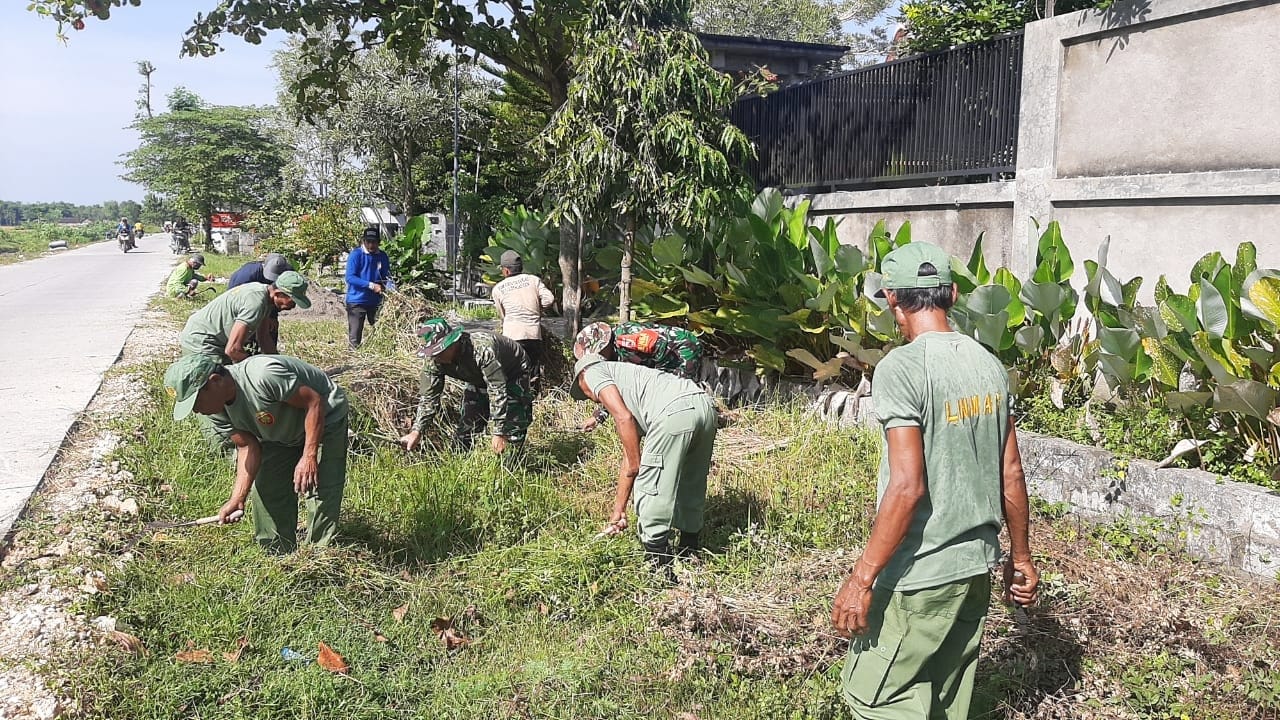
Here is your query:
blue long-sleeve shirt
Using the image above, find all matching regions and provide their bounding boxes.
[345,246,391,306]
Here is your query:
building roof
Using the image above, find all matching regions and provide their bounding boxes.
[696,32,850,61]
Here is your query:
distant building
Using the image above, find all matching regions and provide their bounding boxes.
[697,32,850,87]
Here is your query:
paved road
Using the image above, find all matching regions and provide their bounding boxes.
[0,236,177,541]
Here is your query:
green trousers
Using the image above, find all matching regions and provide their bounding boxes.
[248,416,348,553]
[633,394,717,546]
[841,573,990,720]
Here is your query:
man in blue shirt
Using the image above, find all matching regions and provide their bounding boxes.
[228,253,294,354]
[345,227,391,348]
[228,253,292,290]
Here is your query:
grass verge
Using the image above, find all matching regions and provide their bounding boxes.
[11,288,1280,720]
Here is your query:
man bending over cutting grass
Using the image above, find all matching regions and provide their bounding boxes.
[164,353,349,553]
[570,353,716,574]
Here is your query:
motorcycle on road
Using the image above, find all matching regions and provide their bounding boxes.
[170,226,191,254]
[117,228,136,253]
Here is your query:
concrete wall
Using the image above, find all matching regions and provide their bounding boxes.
[1013,0,1280,298]
[805,182,1015,268]
[797,0,1280,298]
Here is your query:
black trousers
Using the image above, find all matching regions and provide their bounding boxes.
[346,302,381,348]
[517,339,543,386]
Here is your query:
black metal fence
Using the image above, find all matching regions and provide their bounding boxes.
[730,33,1024,192]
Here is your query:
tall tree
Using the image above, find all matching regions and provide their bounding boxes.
[897,0,1104,54]
[121,89,288,246]
[135,60,155,118]
[692,0,892,66]
[30,0,595,329]
[542,0,754,321]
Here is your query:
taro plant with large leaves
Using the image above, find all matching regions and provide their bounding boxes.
[950,221,1082,381]
[384,215,444,297]
[628,188,904,376]
[1154,243,1280,465]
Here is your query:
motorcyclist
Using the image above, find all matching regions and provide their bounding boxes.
[116,217,131,236]
[134,221,145,239]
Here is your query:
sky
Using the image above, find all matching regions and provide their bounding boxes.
[0,2,284,205]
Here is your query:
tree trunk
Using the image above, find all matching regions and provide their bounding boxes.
[558,217,582,336]
[619,214,635,323]
[201,213,214,252]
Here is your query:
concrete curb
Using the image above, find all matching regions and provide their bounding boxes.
[1019,434,1280,579]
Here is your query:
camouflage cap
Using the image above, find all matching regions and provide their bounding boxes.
[573,321,614,360]
[416,318,465,358]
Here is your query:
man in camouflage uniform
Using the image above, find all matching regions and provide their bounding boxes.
[399,318,533,454]
[574,321,703,431]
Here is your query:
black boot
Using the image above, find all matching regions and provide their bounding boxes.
[676,532,700,559]
[642,539,677,584]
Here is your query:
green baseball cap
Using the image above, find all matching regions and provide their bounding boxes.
[570,353,606,400]
[876,242,954,297]
[416,318,465,358]
[163,354,222,420]
[273,270,311,309]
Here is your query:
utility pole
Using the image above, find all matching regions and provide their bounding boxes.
[451,47,461,303]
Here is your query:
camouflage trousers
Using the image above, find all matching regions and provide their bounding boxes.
[456,379,534,449]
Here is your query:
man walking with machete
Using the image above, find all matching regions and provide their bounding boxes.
[163,353,349,553]
[829,242,1039,719]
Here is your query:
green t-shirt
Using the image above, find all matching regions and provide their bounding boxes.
[871,331,1011,592]
[208,355,348,446]
[179,282,272,357]
[581,360,704,435]
[166,263,205,296]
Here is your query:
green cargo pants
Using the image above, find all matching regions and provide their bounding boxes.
[633,393,717,546]
[841,573,991,720]
[248,415,348,553]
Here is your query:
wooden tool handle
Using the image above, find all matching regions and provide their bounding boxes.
[193,509,245,525]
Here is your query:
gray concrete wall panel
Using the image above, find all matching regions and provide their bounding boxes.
[1055,3,1280,177]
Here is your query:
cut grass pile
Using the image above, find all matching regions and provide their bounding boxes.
[6,276,1279,720]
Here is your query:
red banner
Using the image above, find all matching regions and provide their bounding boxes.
[210,212,245,229]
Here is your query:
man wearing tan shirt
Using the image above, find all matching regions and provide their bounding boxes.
[491,250,555,385]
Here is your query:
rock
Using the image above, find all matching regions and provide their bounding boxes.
[30,697,62,720]
[91,616,116,633]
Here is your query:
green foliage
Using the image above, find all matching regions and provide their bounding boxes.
[691,0,893,68]
[121,89,288,241]
[0,220,115,264]
[258,200,361,269]
[384,215,443,296]
[897,0,1109,54]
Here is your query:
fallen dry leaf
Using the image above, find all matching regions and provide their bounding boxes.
[79,576,108,595]
[109,630,145,656]
[374,632,389,643]
[676,714,700,720]
[538,603,549,616]
[462,604,481,623]
[504,588,517,601]
[316,641,349,673]
[169,572,196,586]
[392,603,409,623]
[222,636,249,663]
[175,641,215,664]
[429,617,471,650]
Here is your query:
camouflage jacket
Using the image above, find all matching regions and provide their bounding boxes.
[413,332,531,437]
[613,322,702,379]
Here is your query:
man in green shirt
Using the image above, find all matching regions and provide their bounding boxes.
[178,271,311,363]
[830,242,1039,720]
[166,254,211,299]
[163,353,349,552]
[570,354,716,570]
[399,318,533,454]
